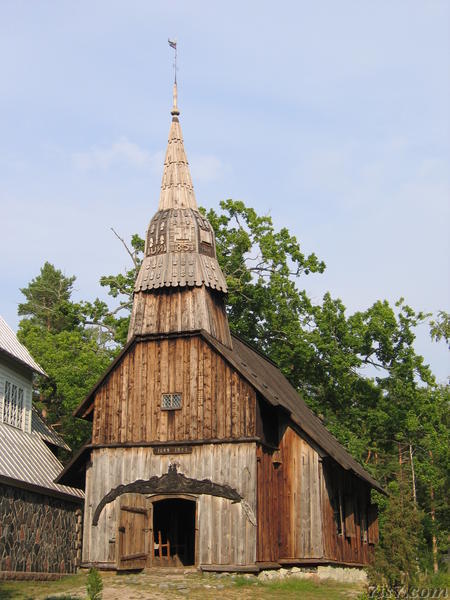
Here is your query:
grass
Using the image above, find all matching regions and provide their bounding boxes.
[232,576,361,599]
[0,570,364,600]
[423,570,450,588]
[0,572,87,600]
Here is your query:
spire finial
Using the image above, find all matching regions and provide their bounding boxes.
[168,39,180,117]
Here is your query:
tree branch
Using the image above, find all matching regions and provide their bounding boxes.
[111,227,138,269]
[84,320,117,337]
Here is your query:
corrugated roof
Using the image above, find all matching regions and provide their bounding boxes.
[31,407,70,450]
[0,421,84,500]
[0,316,46,376]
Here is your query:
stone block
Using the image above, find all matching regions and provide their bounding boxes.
[317,565,367,584]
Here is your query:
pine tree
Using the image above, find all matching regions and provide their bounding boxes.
[369,474,423,594]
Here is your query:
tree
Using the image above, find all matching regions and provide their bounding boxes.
[18,262,80,332]
[18,265,114,450]
[430,310,450,348]
[369,476,423,593]
[79,232,144,347]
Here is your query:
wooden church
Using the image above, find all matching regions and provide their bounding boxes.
[58,84,381,572]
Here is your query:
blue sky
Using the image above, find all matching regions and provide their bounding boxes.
[1,1,449,380]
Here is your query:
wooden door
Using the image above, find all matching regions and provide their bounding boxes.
[117,493,152,570]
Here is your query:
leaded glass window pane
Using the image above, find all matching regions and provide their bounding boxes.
[161,393,182,410]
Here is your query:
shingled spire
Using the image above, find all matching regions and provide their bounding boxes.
[127,84,231,347]
[158,83,197,211]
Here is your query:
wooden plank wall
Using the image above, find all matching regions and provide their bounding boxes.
[321,460,376,564]
[83,444,257,567]
[129,287,232,347]
[256,426,323,562]
[256,445,281,562]
[91,337,256,444]
[277,426,323,560]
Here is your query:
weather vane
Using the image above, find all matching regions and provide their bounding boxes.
[168,38,177,84]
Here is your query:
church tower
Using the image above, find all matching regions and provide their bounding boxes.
[128,83,232,348]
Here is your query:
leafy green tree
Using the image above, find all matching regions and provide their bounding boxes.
[412,385,450,572]
[74,201,436,458]
[430,310,450,348]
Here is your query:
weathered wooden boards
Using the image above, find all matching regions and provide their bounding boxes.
[92,336,256,445]
[117,493,150,570]
[257,426,322,564]
[256,425,376,565]
[321,460,377,564]
[129,287,231,347]
[82,443,257,567]
[256,445,281,562]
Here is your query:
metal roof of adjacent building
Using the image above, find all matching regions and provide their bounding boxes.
[0,420,84,500]
[31,406,70,450]
[0,315,46,376]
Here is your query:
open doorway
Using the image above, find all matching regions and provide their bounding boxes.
[152,498,196,566]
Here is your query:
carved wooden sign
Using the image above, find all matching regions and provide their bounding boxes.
[153,445,192,455]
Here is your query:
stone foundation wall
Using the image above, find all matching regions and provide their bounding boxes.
[0,483,82,574]
[258,565,368,584]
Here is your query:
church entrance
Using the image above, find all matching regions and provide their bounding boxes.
[152,498,196,566]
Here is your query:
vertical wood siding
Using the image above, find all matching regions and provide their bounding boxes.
[92,337,256,444]
[321,460,376,564]
[257,426,323,562]
[129,287,232,347]
[277,427,323,560]
[83,444,257,567]
[256,445,281,562]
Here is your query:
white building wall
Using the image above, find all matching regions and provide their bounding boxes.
[0,359,33,433]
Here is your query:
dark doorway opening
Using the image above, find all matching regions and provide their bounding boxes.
[152,498,196,566]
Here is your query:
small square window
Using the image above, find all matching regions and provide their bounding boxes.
[161,393,182,410]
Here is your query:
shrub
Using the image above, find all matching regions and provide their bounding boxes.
[86,568,103,600]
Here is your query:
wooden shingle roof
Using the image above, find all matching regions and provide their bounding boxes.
[132,87,227,294]
[158,83,197,211]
